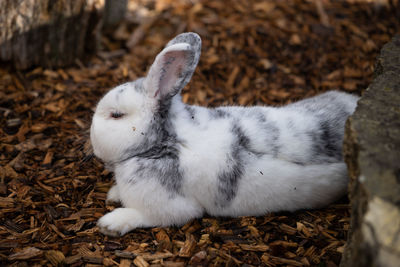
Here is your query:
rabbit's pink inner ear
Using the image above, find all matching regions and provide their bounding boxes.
[156,50,187,98]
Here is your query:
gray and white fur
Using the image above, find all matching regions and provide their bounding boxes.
[90,32,359,236]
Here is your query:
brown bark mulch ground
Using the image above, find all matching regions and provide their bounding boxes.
[1,0,399,266]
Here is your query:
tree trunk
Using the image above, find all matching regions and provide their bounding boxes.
[341,35,400,267]
[0,0,104,69]
[103,0,127,29]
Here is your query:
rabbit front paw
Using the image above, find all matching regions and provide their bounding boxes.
[97,208,148,236]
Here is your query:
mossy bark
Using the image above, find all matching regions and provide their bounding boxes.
[341,35,400,267]
[0,0,103,69]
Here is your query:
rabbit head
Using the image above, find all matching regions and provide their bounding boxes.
[90,33,201,164]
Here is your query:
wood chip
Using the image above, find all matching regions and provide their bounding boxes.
[31,123,48,133]
[42,150,54,166]
[45,250,65,266]
[8,247,43,260]
[119,259,132,267]
[239,244,270,252]
[0,197,14,208]
[178,233,197,258]
[133,255,149,267]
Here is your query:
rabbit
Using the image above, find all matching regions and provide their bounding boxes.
[90,32,359,236]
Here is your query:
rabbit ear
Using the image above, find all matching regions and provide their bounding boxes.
[144,32,201,99]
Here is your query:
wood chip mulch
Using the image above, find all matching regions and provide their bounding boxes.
[1,0,399,266]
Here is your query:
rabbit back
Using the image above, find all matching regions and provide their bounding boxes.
[172,91,358,213]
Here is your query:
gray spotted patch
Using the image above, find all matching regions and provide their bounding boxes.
[133,153,183,194]
[308,117,345,163]
[209,108,231,119]
[258,112,280,157]
[216,122,250,206]
[289,92,354,164]
[217,163,243,205]
[120,97,183,195]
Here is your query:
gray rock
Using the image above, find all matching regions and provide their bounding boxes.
[341,35,400,267]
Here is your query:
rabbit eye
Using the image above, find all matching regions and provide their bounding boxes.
[110,112,124,119]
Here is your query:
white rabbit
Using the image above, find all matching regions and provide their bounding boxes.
[90,32,359,236]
